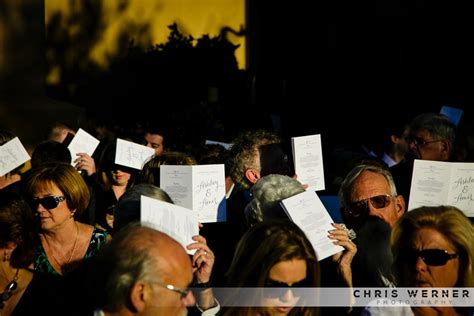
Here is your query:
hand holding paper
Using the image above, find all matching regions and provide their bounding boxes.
[280,190,343,260]
[291,134,325,191]
[140,195,199,254]
[0,137,30,177]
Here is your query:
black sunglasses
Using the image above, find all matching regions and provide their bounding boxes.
[30,196,66,210]
[346,194,393,218]
[263,279,309,298]
[400,248,459,266]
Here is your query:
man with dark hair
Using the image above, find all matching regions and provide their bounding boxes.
[381,123,410,168]
[45,121,75,143]
[203,129,292,287]
[31,140,71,167]
[143,125,166,156]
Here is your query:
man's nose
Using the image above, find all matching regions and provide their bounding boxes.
[367,203,383,219]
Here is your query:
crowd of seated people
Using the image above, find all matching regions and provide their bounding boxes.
[1,111,474,315]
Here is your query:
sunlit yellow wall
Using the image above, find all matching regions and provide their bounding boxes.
[45,0,245,74]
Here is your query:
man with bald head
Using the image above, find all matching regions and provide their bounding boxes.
[93,224,196,316]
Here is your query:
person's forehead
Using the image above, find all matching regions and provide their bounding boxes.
[411,128,432,138]
[154,241,193,282]
[412,227,456,251]
[35,180,60,191]
[146,133,163,139]
[351,171,390,196]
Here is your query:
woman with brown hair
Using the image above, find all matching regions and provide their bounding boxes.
[93,140,136,233]
[23,162,108,276]
[0,191,68,315]
[223,221,320,316]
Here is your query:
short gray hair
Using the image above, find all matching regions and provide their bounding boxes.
[245,174,305,227]
[338,164,398,210]
[97,224,163,312]
[410,113,456,145]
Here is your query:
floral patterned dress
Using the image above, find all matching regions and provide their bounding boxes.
[34,227,108,275]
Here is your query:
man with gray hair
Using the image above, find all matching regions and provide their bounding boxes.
[339,164,406,231]
[338,163,405,291]
[92,224,219,316]
[390,112,457,203]
[93,225,195,315]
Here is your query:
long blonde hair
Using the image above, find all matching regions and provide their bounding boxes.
[392,205,474,287]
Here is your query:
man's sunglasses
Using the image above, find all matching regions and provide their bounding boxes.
[30,196,66,210]
[346,194,393,218]
[263,279,309,298]
[400,248,459,266]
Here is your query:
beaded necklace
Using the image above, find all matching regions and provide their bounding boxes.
[0,269,19,309]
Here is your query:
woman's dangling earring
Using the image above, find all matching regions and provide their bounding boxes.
[3,250,11,262]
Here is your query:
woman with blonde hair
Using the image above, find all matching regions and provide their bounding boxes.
[365,205,474,315]
[392,205,473,289]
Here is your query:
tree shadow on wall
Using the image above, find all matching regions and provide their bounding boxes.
[45,0,248,143]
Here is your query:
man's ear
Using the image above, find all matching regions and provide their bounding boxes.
[390,134,398,145]
[395,195,406,218]
[130,282,147,313]
[245,169,260,185]
[440,140,452,160]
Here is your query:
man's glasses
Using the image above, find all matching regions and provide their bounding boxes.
[154,283,190,300]
[30,196,66,210]
[346,194,393,218]
[263,279,309,298]
[400,248,459,266]
[405,136,443,147]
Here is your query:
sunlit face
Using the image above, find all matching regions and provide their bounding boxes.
[50,127,75,143]
[32,182,73,231]
[261,259,307,316]
[404,227,460,288]
[145,133,164,156]
[348,171,404,228]
[146,251,195,316]
[408,128,447,161]
[246,151,262,186]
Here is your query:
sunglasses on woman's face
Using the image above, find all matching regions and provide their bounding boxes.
[30,196,66,210]
[263,278,309,298]
[400,248,459,266]
[346,194,393,218]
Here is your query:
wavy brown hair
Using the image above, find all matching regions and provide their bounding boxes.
[23,162,90,217]
[0,191,39,268]
[224,221,319,316]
